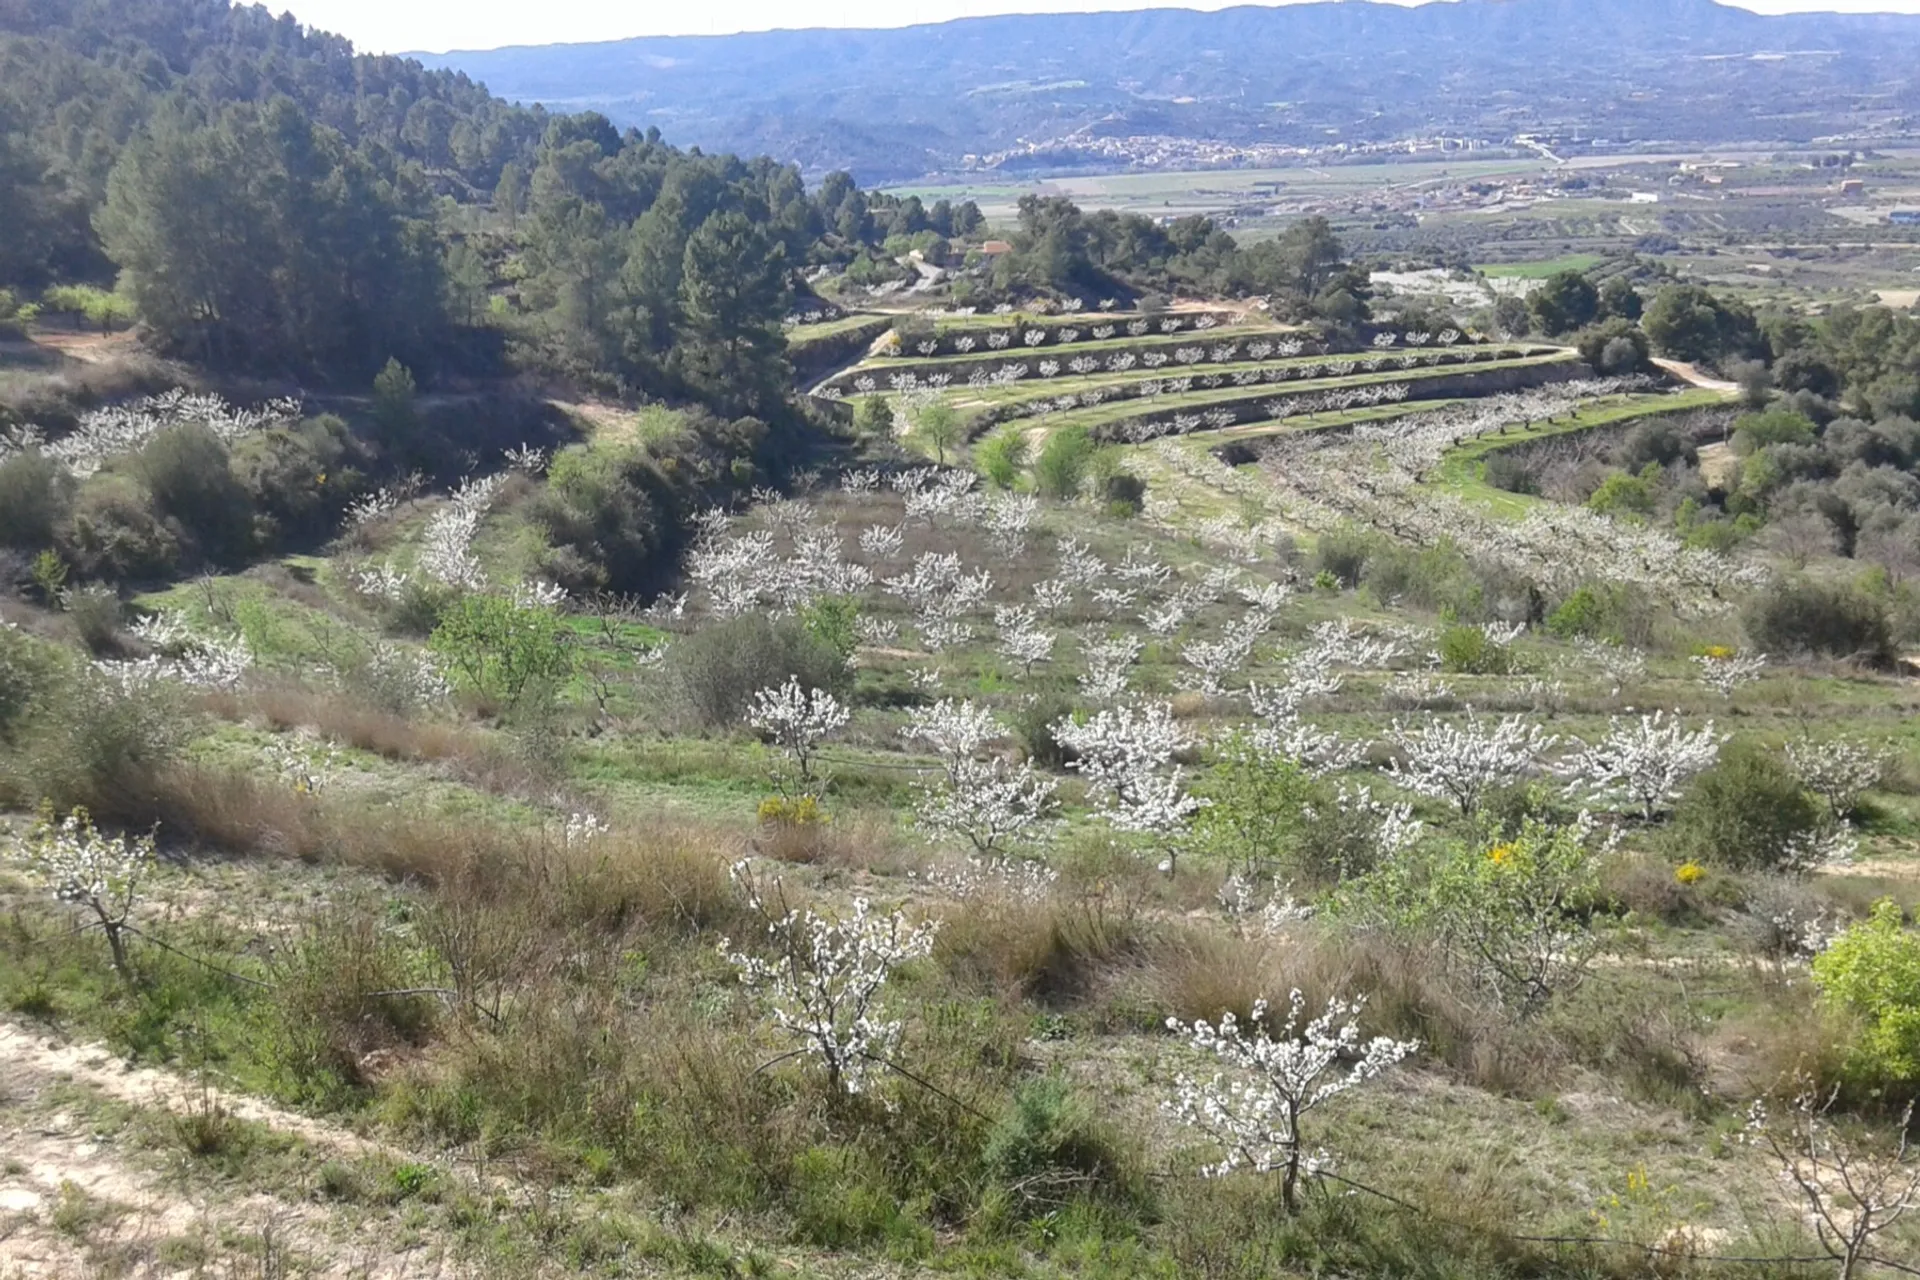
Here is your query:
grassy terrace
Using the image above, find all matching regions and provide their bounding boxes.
[982,350,1581,440]
[1428,386,1735,516]
[785,313,889,347]
[841,323,1303,372]
[910,306,1243,333]
[1476,254,1607,279]
[933,345,1549,416]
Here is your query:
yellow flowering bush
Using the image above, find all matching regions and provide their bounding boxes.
[758,795,828,827]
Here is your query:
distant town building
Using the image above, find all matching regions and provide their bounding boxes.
[1890,210,1920,226]
[1841,178,1866,196]
[979,240,1014,256]
[1628,192,1661,204]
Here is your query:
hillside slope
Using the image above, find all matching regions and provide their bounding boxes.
[413,0,1920,181]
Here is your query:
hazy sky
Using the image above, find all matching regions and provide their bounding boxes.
[283,0,1920,55]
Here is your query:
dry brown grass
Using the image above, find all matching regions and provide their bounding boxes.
[210,684,542,797]
[114,761,745,940]
[0,349,186,427]
[936,888,1146,1006]
[1135,926,1295,1026]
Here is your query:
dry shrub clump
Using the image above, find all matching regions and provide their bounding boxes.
[218,683,533,785]
[1136,925,1296,1027]
[935,886,1146,1007]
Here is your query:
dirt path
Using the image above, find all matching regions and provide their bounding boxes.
[0,1023,386,1159]
[1652,358,1739,395]
[0,1021,453,1278]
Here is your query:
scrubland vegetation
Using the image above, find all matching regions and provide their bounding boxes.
[6,285,1920,1278]
[7,6,1920,1280]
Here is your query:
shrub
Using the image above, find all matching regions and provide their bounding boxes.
[64,583,122,654]
[1101,471,1146,517]
[974,427,1028,490]
[230,415,358,547]
[0,451,73,551]
[527,444,667,595]
[1313,525,1375,588]
[264,900,440,1106]
[28,665,189,815]
[799,596,860,664]
[1586,466,1660,520]
[1671,742,1824,872]
[1033,426,1096,500]
[851,396,892,436]
[1811,899,1920,1092]
[1189,743,1319,879]
[1482,452,1539,496]
[61,474,180,582]
[1743,578,1892,663]
[0,624,55,744]
[428,595,575,719]
[1546,584,1613,640]
[1573,319,1650,375]
[134,423,255,566]
[1340,819,1604,1021]
[1731,408,1817,457]
[1617,420,1695,472]
[981,1077,1143,1219]
[1436,624,1516,676]
[1009,689,1075,770]
[664,615,847,730]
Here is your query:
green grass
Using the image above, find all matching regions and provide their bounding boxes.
[786,313,890,353]
[1476,254,1607,279]
[1429,388,1733,517]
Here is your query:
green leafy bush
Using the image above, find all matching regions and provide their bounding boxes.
[1033,426,1096,500]
[1586,465,1661,520]
[428,595,575,717]
[1008,689,1074,771]
[1671,742,1823,872]
[1340,819,1603,1020]
[1812,899,1920,1090]
[1482,452,1540,496]
[1731,408,1816,457]
[64,584,122,654]
[974,426,1028,490]
[27,663,188,812]
[982,1077,1141,1219]
[799,596,860,664]
[0,624,55,744]
[1189,740,1319,879]
[1546,585,1611,640]
[527,444,667,595]
[230,414,359,546]
[1101,471,1146,517]
[851,396,892,436]
[1436,624,1517,676]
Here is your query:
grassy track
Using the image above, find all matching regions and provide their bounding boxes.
[1428,387,1734,516]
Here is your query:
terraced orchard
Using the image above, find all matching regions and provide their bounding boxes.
[7,305,1920,1280]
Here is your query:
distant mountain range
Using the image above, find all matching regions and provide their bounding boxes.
[412,0,1920,182]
